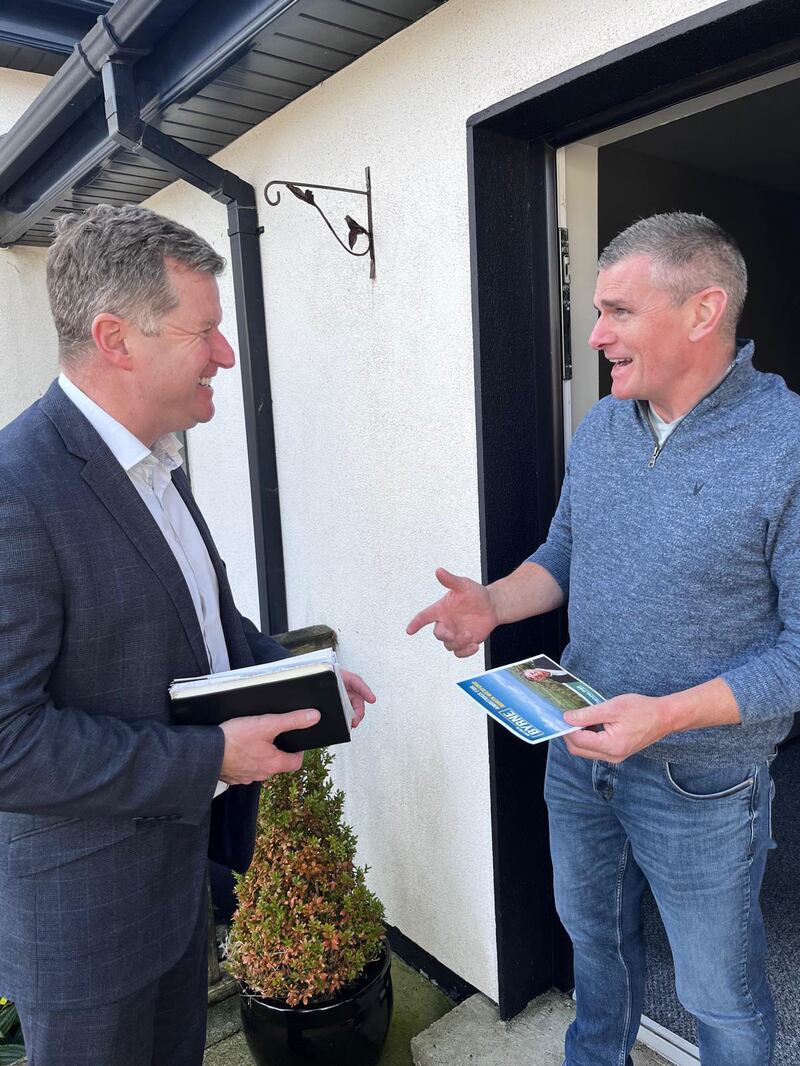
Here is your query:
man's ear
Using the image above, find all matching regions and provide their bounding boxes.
[688,287,728,342]
[91,313,133,369]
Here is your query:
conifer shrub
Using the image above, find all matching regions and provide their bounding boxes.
[227,748,385,1007]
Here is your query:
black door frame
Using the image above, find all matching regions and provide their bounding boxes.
[467,0,800,1020]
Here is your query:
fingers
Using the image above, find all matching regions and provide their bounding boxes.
[269,707,320,739]
[270,749,305,776]
[341,672,374,731]
[348,695,366,725]
[351,705,366,728]
[562,705,608,729]
[344,672,376,704]
[435,567,465,591]
[432,621,477,656]
[406,600,442,635]
[564,727,619,762]
[454,643,480,658]
[407,567,467,635]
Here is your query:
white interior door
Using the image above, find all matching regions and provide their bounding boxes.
[556,142,599,450]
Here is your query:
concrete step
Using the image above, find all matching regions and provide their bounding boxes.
[411,990,670,1066]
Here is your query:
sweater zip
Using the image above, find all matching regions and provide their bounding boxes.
[643,409,672,469]
[647,436,662,469]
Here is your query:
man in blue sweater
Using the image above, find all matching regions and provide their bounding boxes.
[408,213,800,1065]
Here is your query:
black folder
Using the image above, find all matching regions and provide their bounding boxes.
[169,660,351,753]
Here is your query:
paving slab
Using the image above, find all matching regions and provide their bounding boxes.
[206,991,245,1051]
[411,990,669,1066]
[204,1031,254,1066]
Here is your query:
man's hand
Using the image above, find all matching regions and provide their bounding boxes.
[562,694,672,763]
[218,708,320,784]
[562,676,742,763]
[342,670,376,728]
[406,567,498,657]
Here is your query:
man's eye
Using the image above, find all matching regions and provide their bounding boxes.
[613,308,629,318]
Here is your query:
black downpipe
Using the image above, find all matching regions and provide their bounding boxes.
[102,58,287,634]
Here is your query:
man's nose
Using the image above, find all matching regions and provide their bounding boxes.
[213,330,236,368]
[588,315,612,351]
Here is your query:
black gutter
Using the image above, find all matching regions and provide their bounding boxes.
[101,57,287,634]
[0,0,303,242]
[0,0,194,201]
[0,1,113,57]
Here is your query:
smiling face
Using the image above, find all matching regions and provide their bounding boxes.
[122,260,235,444]
[589,255,699,420]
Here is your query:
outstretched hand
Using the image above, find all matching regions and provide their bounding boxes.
[406,567,498,657]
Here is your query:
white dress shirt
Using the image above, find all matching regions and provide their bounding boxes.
[58,373,229,796]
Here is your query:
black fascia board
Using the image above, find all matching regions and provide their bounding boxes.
[133,0,303,120]
[0,0,304,245]
[0,109,113,246]
[0,0,194,205]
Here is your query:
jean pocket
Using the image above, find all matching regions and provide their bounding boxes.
[664,761,756,800]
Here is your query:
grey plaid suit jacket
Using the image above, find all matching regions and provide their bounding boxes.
[0,382,286,1010]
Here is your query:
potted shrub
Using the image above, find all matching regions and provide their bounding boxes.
[226,748,391,1066]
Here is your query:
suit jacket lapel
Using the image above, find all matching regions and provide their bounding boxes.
[40,382,210,675]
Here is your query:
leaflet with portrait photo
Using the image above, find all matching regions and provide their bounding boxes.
[457,654,605,744]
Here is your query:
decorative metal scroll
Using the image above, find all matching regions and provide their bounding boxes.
[263,167,375,279]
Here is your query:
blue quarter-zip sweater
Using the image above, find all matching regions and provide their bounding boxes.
[530,340,800,765]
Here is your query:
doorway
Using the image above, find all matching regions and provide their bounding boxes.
[467,0,800,1032]
[558,64,800,1066]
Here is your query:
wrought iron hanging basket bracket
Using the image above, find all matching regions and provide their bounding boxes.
[263,167,375,280]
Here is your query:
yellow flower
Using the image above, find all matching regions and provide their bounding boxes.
[0,996,7,1005]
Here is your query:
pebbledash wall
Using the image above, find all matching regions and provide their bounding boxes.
[1,0,722,999]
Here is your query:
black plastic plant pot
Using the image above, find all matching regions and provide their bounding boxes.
[239,942,393,1066]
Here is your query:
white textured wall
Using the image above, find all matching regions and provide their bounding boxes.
[1,70,56,429]
[143,0,720,998]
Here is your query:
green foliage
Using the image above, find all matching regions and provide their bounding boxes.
[227,749,385,1007]
[0,999,24,1064]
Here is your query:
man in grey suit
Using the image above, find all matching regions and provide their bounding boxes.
[0,204,374,1066]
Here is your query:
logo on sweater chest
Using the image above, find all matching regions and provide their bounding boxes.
[692,482,704,497]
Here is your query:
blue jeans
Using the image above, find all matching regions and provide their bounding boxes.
[544,738,776,1066]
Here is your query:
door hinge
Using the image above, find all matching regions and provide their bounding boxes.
[559,226,572,381]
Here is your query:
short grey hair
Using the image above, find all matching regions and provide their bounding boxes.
[46,203,226,366]
[598,212,747,340]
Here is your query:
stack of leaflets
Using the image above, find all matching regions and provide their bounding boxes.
[169,648,351,753]
[457,654,604,744]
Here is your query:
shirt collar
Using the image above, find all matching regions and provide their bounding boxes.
[57,372,182,475]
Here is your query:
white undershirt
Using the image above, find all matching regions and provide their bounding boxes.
[647,403,684,446]
[58,373,229,797]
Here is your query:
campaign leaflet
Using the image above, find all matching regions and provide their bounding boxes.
[457,653,605,745]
